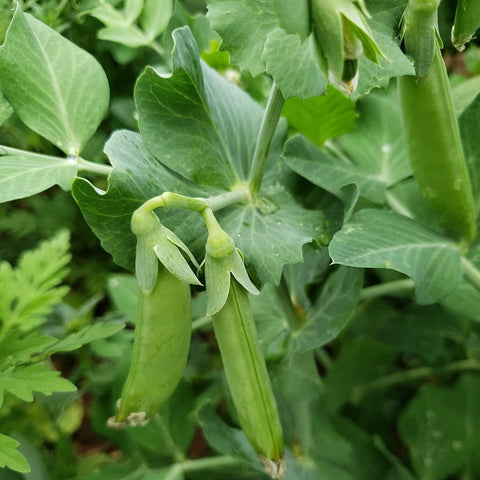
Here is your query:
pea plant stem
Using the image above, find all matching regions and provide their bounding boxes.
[248,83,285,195]
[179,455,244,473]
[360,279,415,300]
[461,257,480,292]
[0,144,113,176]
[351,358,480,403]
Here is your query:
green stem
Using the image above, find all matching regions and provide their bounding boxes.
[248,83,285,195]
[315,348,333,371]
[179,455,243,473]
[148,40,164,56]
[0,144,112,176]
[275,277,303,330]
[351,358,480,403]
[360,279,415,301]
[77,158,112,176]
[192,315,212,331]
[461,257,480,291]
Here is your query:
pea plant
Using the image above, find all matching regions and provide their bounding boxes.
[1,0,480,479]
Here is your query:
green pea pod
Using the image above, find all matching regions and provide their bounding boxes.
[212,279,284,477]
[399,2,476,243]
[109,266,191,427]
[452,0,480,52]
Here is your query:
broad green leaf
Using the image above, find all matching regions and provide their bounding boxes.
[107,274,139,325]
[440,281,480,323]
[329,209,463,304]
[135,27,268,189]
[45,322,125,353]
[125,0,144,23]
[459,94,480,212]
[283,86,356,146]
[273,0,310,38]
[324,337,397,412]
[263,27,328,99]
[398,383,468,480]
[141,0,173,40]
[0,363,76,406]
[197,404,264,471]
[0,433,30,473]
[0,5,109,154]
[0,155,77,203]
[355,0,413,98]
[0,89,12,125]
[206,0,327,99]
[292,267,364,352]
[452,77,480,116]
[284,94,410,204]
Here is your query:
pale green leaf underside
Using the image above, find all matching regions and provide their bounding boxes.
[329,209,462,304]
[0,6,109,154]
[0,155,77,203]
[0,433,30,473]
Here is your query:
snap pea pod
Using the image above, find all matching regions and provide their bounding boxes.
[212,278,284,476]
[110,266,191,427]
[452,0,480,52]
[398,0,476,243]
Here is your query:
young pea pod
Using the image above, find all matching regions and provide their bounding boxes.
[109,266,192,427]
[213,279,285,477]
[399,0,477,243]
[201,210,284,477]
[451,0,480,52]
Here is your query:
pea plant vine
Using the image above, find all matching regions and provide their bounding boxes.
[1,0,480,479]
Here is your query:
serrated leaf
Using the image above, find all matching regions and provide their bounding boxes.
[0,363,76,406]
[283,86,356,146]
[0,330,57,364]
[284,93,410,205]
[329,209,462,304]
[292,267,364,352]
[0,155,77,203]
[0,433,30,473]
[0,5,109,154]
[0,230,71,333]
[45,322,125,353]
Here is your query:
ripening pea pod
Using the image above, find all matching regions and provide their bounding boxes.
[202,212,284,478]
[110,266,192,427]
[108,208,199,427]
[451,0,480,52]
[398,0,477,243]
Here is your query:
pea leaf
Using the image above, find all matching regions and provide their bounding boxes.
[0,5,109,154]
[0,154,77,203]
[0,433,30,473]
[292,267,364,353]
[135,26,269,189]
[329,209,462,304]
[73,29,324,285]
[284,93,411,205]
[141,0,173,40]
[398,379,477,480]
[0,89,12,125]
[283,86,357,147]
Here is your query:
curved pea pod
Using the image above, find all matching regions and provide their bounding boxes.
[212,279,285,477]
[399,2,477,243]
[108,266,192,427]
[452,0,480,52]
